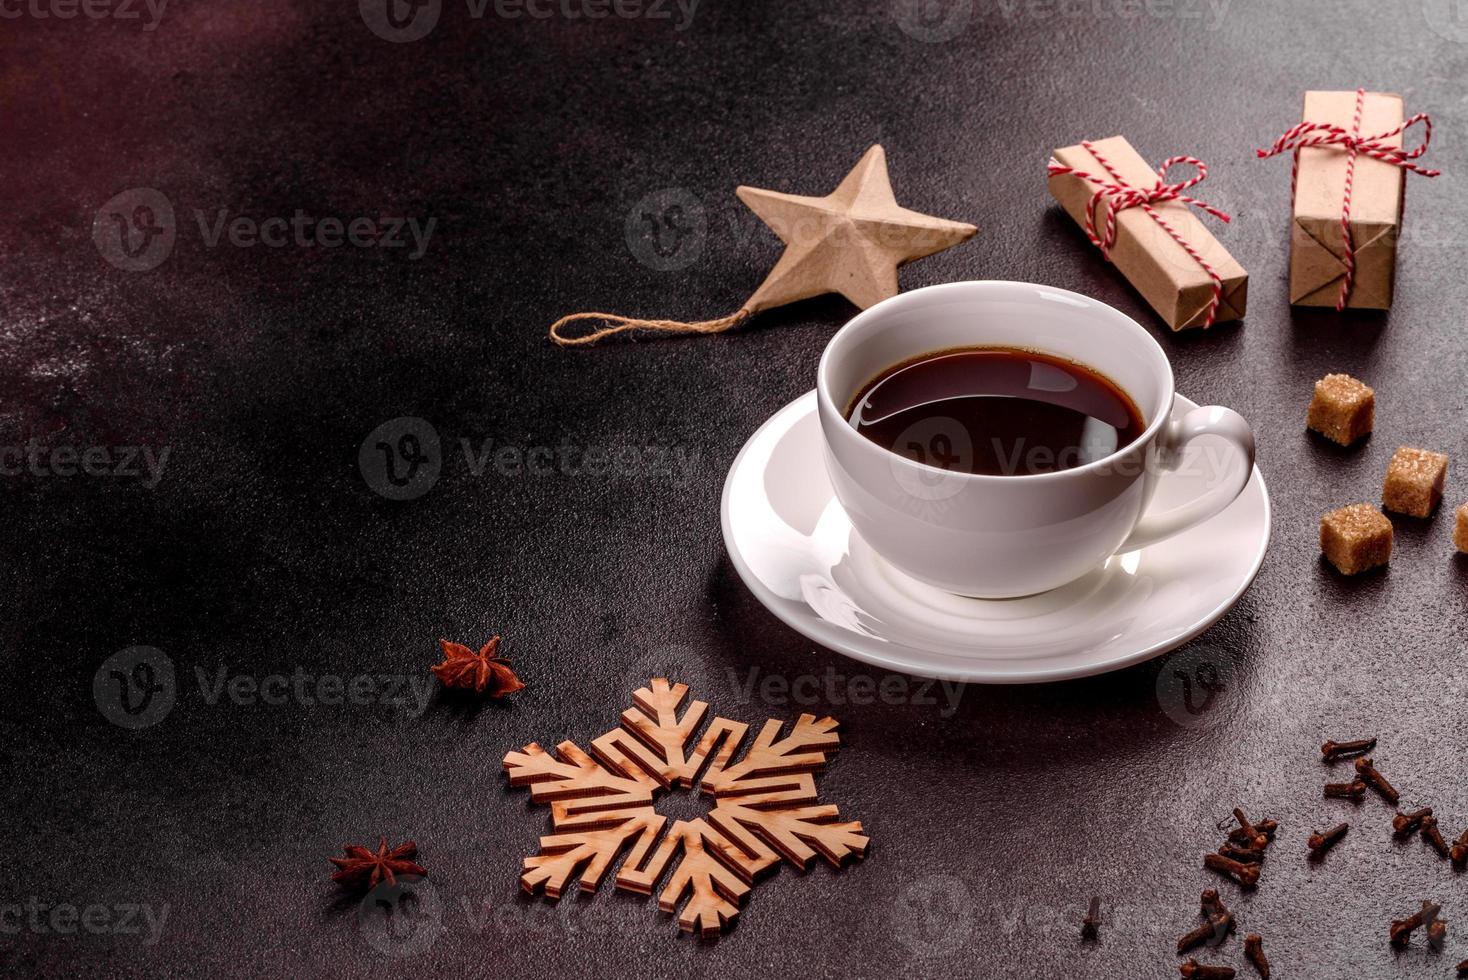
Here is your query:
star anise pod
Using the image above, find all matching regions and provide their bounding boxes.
[431,636,525,697]
[328,838,426,890]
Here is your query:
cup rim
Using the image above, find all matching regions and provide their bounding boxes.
[815,280,1174,484]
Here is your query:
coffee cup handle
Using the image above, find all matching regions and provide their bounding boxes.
[1119,405,1257,553]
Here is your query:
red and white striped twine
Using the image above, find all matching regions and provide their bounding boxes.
[1256,88,1440,311]
[1048,141,1232,328]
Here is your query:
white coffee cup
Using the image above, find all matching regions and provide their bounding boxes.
[816,281,1256,598]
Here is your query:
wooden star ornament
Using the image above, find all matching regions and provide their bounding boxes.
[737,145,977,313]
[549,144,976,345]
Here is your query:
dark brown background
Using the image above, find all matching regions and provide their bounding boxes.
[4,0,1468,976]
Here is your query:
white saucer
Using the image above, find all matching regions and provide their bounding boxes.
[720,391,1270,684]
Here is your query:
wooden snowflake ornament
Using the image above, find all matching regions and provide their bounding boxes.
[502,679,869,935]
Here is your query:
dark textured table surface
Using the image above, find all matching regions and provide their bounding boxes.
[6,1,1468,976]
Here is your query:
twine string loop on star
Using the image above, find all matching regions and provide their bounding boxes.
[548,308,752,347]
[1047,141,1231,327]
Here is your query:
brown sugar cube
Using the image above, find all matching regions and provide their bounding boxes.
[1382,446,1448,517]
[1307,373,1374,446]
[1320,504,1393,575]
[1455,504,1468,553]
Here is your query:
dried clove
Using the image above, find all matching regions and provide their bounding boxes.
[1354,757,1400,804]
[1390,900,1441,947]
[1179,889,1235,952]
[1423,816,1450,858]
[1204,853,1260,889]
[1081,895,1101,940]
[1243,933,1270,979]
[1218,843,1266,864]
[1307,822,1348,859]
[1180,960,1236,979]
[1323,778,1367,800]
[1452,828,1468,868]
[1423,901,1446,950]
[1182,915,1234,951]
[1392,807,1433,837]
[1177,916,1227,954]
[1321,737,1377,761]
[1177,918,1213,954]
[1226,818,1277,845]
[1232,808,1268,849]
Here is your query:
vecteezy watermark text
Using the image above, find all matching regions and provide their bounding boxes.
[93,647,435,729]
[460,438,701,481]
[993,0,1230,24]
[0,898,168,945]
[727,666,966,718]
[93,188,435,273]
[0,0,167,30]
[484,0,697,27]
[892,0,1230,42]
[359,0,699,42]
[196,666,433,717]
[890,425,1242,481]
[0,443,169,487]
[359,416,703,501]
[194,209,435,259]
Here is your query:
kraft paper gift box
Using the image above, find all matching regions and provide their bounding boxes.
[1287,91,1407,309]
[1048,135,1247,330]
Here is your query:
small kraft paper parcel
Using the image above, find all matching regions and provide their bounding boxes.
[1048,136,1247,331]
[1256,89,1441,310]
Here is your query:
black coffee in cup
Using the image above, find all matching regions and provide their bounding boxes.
[846,346,1146,477]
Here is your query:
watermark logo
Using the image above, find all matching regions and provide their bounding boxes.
[625,187,706,272]
[888,415,973,505]
[892,874,977,959]
[358,877,442,957]
[1156,643,1238,730]
[1423,0,1468,42]
[1201,197,1285,279]
[93,188,176,273]
[360,0,441,41]
[93,646,176,730]
[892,0,973,41]
[360,417,442,501]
